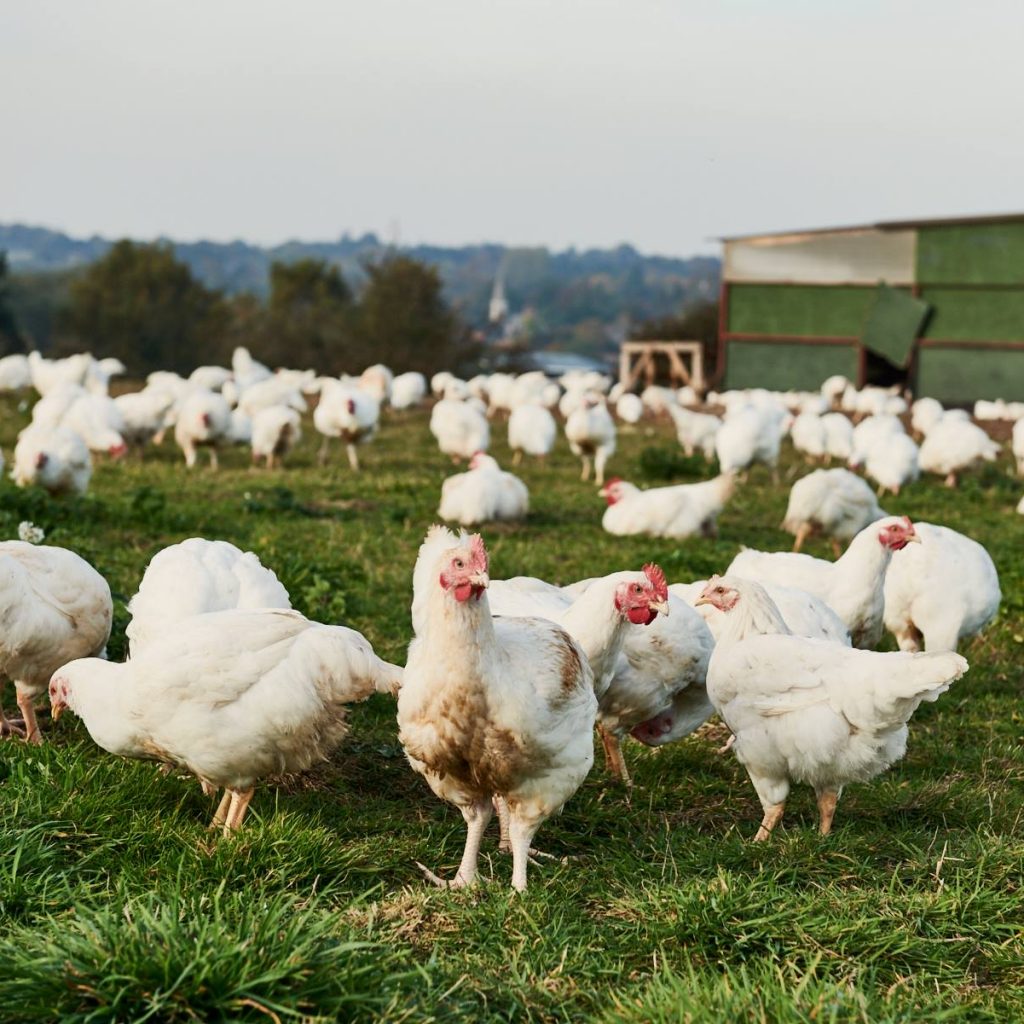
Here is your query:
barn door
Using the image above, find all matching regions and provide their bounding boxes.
[859,283,931,388]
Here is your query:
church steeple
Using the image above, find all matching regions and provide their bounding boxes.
[488,256,509,324]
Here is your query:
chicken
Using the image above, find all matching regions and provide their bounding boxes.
[864,431,920,496]
[781,468,885,553]
[600,474,735,540]
[429,397,490,462]
[884,523,1001,652]
[727,516,919,648]
[237,376,307,417]
[114,388,177,452]
[126,537,291,655]
[189,365,233,393]
[27,351,91,395]
[0,542,112,743]
[398,528,597,891]
[174,390,232,469]
[615,393,644,424]
[821,412,854,462]
[51,608,401,833]
[1014,418,1024,475]
[61,393,128,456]
[438,453,529,526]
[390,372,427,411]
[668,405,721,459]
[358,364,393,405]
[697,576,968,839]
[13,425,92,496]
[0,355,31,392]
[250,405,302,469]
[507,403,556,463]
[640,386,677,417]
[565,395,616,484]
[848,414,904,467]
[232,346,272,392]
[715,404,784,476]
[673,579,850,645]
[911,397,944,437]
[918,419,999,486]
[313,380,380,469]
[790,413,827,462]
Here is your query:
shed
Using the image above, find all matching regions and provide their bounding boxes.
[717,213,1024,402]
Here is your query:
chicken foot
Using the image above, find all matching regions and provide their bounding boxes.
[816,789,839,836]
[417,799,492,889]
[493,795,561,863]
[209,790,233,830]
[16,691,42,745]
[753,802,785,842]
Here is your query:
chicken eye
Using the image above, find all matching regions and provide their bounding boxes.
[633,584,642,593]
[454,559,464,569]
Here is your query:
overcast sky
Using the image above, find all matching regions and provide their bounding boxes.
[3,0,1022,256]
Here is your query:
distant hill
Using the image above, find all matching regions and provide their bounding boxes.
[0,223,720,355]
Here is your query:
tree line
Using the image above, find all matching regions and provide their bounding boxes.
[0,241,478,378]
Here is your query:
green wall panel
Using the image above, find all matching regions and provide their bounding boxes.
[919,288,1024,341]
[723,341,858,391]
[728,284,878,337]
[916,347,1024,403]
[917,224,1024,285]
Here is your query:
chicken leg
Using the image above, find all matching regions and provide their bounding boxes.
[16,689,42,745]
[210,790,233,830]
[0,706,25,738]
[346,443,360,472]
[816,789,839,836]
[580,455,592,482]
[494,794,559,863]
[753,802,785,842]
[508,812,543,893]
[598,723,632,787]
[792,522,812,552]
[317,437,331,466]
[417,798,492,889]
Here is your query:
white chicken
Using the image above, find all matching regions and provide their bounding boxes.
[790,413,827,462]
[429,397,490,462]
[615,393,644,424]
[864,431,920,496]
[727,516,919,648]
[61,393,128,457]
[0,542,112,744]
[232,346,272,392]
[390,372,427,411]
[781,469,885,553]
[126,538,290,656]
[697,576,967,839]
[174,390,233,469]
[911,397,945,437]
[13,425,92,496]
[715,404,783,476]
[237,376,307,417]
[398,528,597,891]
[358,364,393,405]
[820,412,854,462]
[313,380,380,470]
[114,388,177,452]
[1013,417,1024,475]
[507,403,556,463]
[51,608,401,833]
[438,453,529,526]
[848,414,904,468]
[0,355,31,391]
[918,419,1000,486]
[564,396,616,484]
[250,405,302,469]
[672,579,850,645]
[668,405,721,459]
[884,523,1001,652]
[600,474,735,540]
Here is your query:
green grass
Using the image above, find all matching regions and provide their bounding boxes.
[0,397,1022,1023]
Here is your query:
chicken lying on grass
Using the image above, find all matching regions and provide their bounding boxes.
[398,528,597,892]
[697,576,968,840]
[0,542,112,744]
[50,609,402,834]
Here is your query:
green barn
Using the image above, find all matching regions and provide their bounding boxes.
[717,213,1024,402]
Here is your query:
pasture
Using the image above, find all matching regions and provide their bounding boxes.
[0,394,1022,1023]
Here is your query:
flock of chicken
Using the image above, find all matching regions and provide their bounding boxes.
[0,350,1017,893]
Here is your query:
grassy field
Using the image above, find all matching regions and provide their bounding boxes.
[0,394,1022,1023]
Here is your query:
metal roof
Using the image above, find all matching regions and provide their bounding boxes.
[719,211,1024,243]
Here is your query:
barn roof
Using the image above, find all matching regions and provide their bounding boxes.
[719,211,1024,243]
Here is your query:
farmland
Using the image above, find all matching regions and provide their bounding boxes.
[0,396,1022,1023]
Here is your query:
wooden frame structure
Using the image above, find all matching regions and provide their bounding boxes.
[618,341,705,393]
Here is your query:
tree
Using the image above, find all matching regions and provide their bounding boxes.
[631,299,720,378]
[252,259,355,373]
[354,255,471,375]
[62,240,229,374]
[0,253,24,355]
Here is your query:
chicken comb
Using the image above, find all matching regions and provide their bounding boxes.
[901,515,914,529]
[469,533,489,571]
[643,563,669,601]
[601,477,623,491]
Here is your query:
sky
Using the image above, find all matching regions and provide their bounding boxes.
[3,0,1023,257]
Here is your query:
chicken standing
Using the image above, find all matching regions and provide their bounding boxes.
[697,576,967,839]
[884,523,1001,652]
[727,516,919,648]
[398,528,597,891]
[565,396,616,484]
[52,609,402,832]
[0,542,112,743]
[781,468,884,553]
[175,390,233,469]
[429,398,490,462]
[507,403,556,463]
[600,474,734,539]
[918,419,999,486]
[250,405,302,469]
[313,380,380,470]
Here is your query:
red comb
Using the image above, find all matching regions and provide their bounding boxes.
[901,515,913,528]
[643,563,668,601]
[469,534,488,571]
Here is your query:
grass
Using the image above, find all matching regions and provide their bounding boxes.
[0,394,1022,1022]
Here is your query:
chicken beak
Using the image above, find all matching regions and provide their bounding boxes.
[51,699,65,721]
[651,599,670,616]
[470,572,489,588]
[693,595,712,607]
[906,531,922,544]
